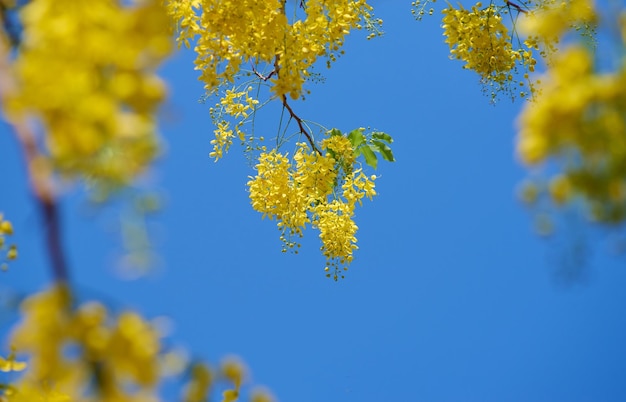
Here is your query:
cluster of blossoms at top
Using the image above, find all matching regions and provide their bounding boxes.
[165,0,381,100]
[0,287,275,402]
[3,0,172,190]
[514,0,626,226]
[441,2,537,100]
[0,213,16,271]
[247,134,376,279]
[516,3,626,224]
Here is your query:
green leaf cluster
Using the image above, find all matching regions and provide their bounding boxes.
[346,128,395,169]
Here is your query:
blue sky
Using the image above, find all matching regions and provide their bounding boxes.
[3,1,626,401]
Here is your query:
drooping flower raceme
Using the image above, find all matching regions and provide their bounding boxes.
[442,1,537,99]
[164,1,391,275]
[247,134,377,279]
[166,0,381,100]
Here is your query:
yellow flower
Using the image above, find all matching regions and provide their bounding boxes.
[313,200,358,278]
[0,353,27,373]
[0,219,13,235]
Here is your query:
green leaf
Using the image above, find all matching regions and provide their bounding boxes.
[360,145,378,169]
[328,128,342,137]
[371,140,395,162]
[371,132,393,143]
[347,129,366,149]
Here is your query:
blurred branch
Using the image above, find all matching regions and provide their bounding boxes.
[0,29,70,284]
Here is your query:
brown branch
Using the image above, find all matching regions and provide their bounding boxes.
[251,63,276,81]
[506,1,527,13]
[280,95,322,155]
[15,126,70,284]
[273,3,321,155]
[0,31,70,284]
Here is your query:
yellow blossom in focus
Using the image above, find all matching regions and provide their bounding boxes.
[442,2,537,99]
[313,200,358,279]
[323,134,356,169]
[210,121,235,161]
[209,87,259,161]
[166,0,380,99]
[247,132,380,276]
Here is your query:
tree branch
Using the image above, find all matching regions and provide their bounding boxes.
[13,121,70,284]
[280,95,322,155]
[273,3,322,155]
[251,63,276,81]
[506,1,528,13]
[0,31,70,284]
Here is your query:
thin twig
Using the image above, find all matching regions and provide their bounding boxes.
[275,2,321,154]
[506,0,527,13]
[280,95,322,155]
[251,63,276,81]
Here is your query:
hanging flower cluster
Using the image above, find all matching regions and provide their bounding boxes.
[442,1,537,99]
[248,134,377,279]
[165,0,382,100]
[164,0,391,274]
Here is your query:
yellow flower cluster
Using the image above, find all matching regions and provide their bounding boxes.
[322,134,356,169]
[209,87,259,161]
[517,44,626,223]
[248,147,316,245]
[5,286,163,401]
[0,351,26,373]
[165,0,202,48]
[247,135,376,278]
[166,0,379,99]
[5,0,172,188]
[411,0,436,21]
[313,200,358,271]
[2,287,269,402]
[520,0,596,48]
[0,213,17,271]
[442,2,536,99]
